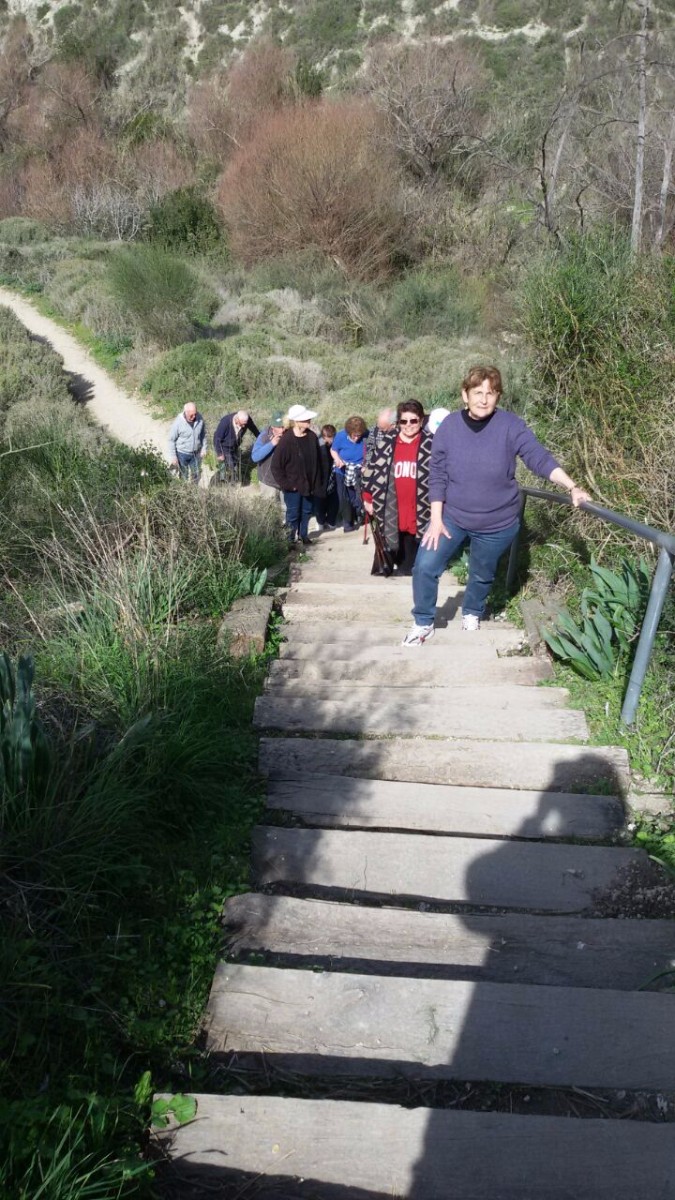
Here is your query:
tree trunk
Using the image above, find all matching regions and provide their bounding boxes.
[630,1,649,254]
[655,109,675,249]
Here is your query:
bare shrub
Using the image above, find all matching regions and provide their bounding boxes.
[362,39,486,184]
[186,72,233,163]
[0,18,34,153]
[187,39,296,163]
[0,170,23,220]
[226,37,296,143]
[218,100,405,280]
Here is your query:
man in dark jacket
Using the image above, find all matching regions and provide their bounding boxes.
[213,409,260,482]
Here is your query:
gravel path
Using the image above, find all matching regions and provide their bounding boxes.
[0,287,170,457]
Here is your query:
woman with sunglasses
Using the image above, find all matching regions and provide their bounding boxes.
[361,399,432,576]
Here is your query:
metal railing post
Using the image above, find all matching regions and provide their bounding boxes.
[506,491,527,595]
[620,547,674,726]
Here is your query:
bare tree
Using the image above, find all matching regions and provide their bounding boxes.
[362,39,485,184]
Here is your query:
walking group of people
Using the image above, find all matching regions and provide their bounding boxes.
[168,366,591,644]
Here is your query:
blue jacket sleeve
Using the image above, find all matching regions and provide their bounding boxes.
[251,432,274,464]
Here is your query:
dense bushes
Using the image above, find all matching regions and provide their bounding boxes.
[0,305,285,1198]
[218,100,405,280]
[108,244,218,346]
[522,232,675,532]
[145,186,227,258]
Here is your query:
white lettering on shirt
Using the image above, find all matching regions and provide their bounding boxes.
[394,461,417,480]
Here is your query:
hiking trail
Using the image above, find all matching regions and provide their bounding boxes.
[0,287,170,455]
[158,527,675,1197]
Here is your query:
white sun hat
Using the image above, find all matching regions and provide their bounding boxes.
[287,403,318,422]
[427,407,451,434]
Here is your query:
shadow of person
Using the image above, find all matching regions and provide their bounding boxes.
[407,751,645,1198]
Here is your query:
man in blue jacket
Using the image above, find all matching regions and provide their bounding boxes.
[213,409,260,483]
[251,411,285,501]
[168,402,206,483]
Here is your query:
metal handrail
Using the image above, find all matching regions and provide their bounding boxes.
[506,488,675,726]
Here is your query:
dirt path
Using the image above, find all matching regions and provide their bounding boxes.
[0,287,170,456]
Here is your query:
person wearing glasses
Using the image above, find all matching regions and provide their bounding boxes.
[361,399,432,576]
[402,365,591,646]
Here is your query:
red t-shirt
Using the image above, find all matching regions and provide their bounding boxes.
[393,434,420,534]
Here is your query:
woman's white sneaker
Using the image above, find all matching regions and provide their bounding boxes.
[402,623,435,646]
[461,614,480,631]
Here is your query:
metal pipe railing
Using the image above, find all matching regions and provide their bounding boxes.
[506,488,675,726]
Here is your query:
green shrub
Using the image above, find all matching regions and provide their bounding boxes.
[521,231,675,531]
[0,217,50,245]
[141,340,245,416]
[145,186,227,258]
[108,245,217,347]
[379,265,485,339]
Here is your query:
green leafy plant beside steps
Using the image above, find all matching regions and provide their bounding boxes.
[543,557,651,681]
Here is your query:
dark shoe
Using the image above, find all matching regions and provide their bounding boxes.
[301,536,311,545]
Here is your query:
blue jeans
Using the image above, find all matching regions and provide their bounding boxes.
[283,491,314,539]
[176,451,201,483]
[336,474,362,530]
[412,517,520,624]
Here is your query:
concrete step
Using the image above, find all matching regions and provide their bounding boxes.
[253,692,589,741]
[279,621,526,650]
[155,1094,675,1199]
[266,775,625,840]
[259,736,630,793]
[205,964,675,1090]
[253,826,644,912]
[225,893,675,990]
[268,654,553,684]
[262,682,568,707]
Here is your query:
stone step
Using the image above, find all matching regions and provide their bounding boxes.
[205,964,675,1091]
[156,1094,675,1199]
[268,654,553,684]
[265,775,625,839]
[253,693,588,741]
[253,826,643,912]
[262,682,568,708]
[224,894,675,990]
[279,621,525,649]
[259,736,630,793]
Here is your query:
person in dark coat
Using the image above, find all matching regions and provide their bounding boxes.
[213,409,260,482]
[272,404,327,544]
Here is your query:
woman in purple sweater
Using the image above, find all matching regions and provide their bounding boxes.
[402,365,591,645]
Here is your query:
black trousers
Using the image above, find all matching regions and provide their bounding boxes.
[395,531,420,575]
[372,530,420,576]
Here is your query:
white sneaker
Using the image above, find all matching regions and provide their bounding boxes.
[461,614,480,631]
[402,623,435,646]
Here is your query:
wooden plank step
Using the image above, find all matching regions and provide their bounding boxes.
[156,1094,675,1198]
[268,654,553,684]
[279,621,525,649]
[259,736,630,793]
[205,963,675,1090]
[253,827,643,912]
[266,775,625,839]
[254,694,588,741]
[224,894,675,990]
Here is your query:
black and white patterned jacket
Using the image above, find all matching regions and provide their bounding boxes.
[361,428,432,552]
